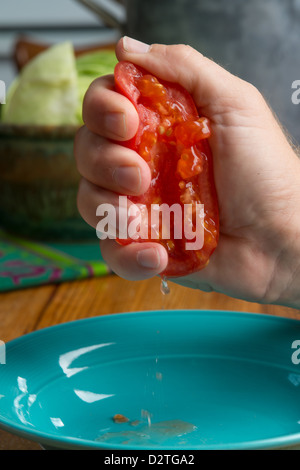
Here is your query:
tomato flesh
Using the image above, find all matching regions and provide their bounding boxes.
[114,61,219,278]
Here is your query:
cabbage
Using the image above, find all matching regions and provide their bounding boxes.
[2,43,117,125]
[2,42,78,125]
[75,49,117,124]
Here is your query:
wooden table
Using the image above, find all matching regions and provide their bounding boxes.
[0,274,299,450]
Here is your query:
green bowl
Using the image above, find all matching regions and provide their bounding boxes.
[0,123,94,241]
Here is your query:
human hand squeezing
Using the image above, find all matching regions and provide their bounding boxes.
[75,37,300,308]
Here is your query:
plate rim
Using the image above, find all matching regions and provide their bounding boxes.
[5,308,300,346]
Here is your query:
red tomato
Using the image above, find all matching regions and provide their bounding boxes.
[114,61,219,278]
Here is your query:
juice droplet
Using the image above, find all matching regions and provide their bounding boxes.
[141,409,152,427]
[160,277,170,295]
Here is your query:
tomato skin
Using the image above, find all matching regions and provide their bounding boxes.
[114,61,219,278]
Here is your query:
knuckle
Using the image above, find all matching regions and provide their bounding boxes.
[149,43,203,91]
[151,43,199,63]
[240,80,266,108]
[172,43,194,55]
[170,43,200,64]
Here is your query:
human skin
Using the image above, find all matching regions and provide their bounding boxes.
[74,36,300,308]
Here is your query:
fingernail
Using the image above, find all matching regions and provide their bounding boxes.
[113,166,141,193]
[123,36,150,54]
[104,112,126,138]
[137,248,160,269]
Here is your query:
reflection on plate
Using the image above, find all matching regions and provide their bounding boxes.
[0,310,300,450]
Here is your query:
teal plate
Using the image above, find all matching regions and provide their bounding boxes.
[1,310,300,450]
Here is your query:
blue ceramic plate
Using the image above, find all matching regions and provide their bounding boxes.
[1,310,300,450]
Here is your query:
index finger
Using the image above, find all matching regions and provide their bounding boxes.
[82,74,139,141]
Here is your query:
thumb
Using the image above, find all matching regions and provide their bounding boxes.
[115,36,251,114]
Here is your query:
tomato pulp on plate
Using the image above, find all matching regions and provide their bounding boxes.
[114,61,219,278]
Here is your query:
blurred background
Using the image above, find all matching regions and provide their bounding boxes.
[1,0,299,140]
[0,0,120,87]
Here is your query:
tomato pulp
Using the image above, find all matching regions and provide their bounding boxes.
[114,61,219,278]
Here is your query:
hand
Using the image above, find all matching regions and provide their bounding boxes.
[74,36,300,307]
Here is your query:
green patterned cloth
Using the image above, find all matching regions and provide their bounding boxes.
[0,229,110,292]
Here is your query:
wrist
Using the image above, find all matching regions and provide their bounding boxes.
[270,244,300,309]
[268,201,300,310]
[263,152,300,309]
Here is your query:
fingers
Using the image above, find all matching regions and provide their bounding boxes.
[75,72,151,231]
[100,239,168,281]
[82,74,139,141]
[115,37,259,114]
[77,176,142,235]
[77,177,119,229]
[77,178,169,280]
[76,60,167,282]
[74,126,151,195]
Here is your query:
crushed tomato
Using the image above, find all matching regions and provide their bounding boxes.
[114,61,219,278]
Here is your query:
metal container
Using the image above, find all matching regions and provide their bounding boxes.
[77,0,300,144]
